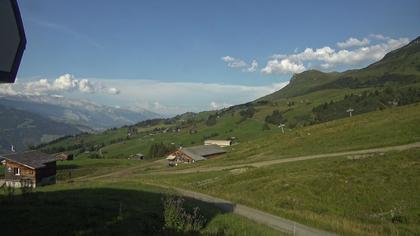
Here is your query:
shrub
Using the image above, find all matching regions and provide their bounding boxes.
[206,114,217,126]
[265,110,287,125]
[239,107,256,119]
[162,195,205,233]
[262,123,271,131]
[149,142,177,158]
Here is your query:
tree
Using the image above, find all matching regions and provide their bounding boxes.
[239,107,256,119]
[205,114,217,126]
[148,142,176,158]
[265,110,286,125]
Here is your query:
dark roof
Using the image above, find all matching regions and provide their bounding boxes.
[182,145,226,161]
[181,149,207,161]
[0,151,57,169]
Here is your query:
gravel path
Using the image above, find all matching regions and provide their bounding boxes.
[152,184,336,236]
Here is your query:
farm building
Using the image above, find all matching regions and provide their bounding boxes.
[204,140,232,147]
[166,145,226,165]
[129,153,145,160]
[55,152,74,161]
[0,151,57,188]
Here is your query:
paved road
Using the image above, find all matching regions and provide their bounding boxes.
[151,184,336,236]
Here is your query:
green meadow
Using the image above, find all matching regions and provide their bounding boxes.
[139,148,420,236]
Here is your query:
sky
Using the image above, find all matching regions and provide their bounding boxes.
[2,0,420,115]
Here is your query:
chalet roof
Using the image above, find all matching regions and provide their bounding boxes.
[181,149,207,161]
[204,140,231,143]
[182,145,226,161]
[0,151,57,169]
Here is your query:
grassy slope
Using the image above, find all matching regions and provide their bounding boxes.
[43,103,420,235]
[139,149,420,236]
[41,86,371,160]
[0,105,80,152]
[171,103,420,169]
[0,173,282,236]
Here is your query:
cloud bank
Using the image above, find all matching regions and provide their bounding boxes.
[221,56,259,72]
[20,74,120,95]
[222,35,410,75]
[261,35,409,74]
[0,76,288,115]
[337,37,370,48]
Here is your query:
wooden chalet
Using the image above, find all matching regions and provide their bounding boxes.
[1,151,57,188]
[166,145,226,165]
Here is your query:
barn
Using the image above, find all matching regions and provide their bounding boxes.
[166,145,226,165]
[1,151,57,188]
[204,140,232,147]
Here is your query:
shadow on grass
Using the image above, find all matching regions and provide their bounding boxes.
[57,164,79,170]
[0,188,232,236]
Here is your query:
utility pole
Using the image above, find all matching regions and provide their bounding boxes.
[278,124,285,134]
[346,108,354,117]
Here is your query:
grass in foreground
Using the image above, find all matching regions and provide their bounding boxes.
[139,148,420,236]
[0,180,282,236]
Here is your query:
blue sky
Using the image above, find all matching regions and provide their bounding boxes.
[2,0,420,114]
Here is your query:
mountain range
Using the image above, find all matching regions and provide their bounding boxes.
[0,94,161,152]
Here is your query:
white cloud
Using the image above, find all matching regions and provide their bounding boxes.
[270,54,288,59]
[107,87,120,95]
[209,101,232,110]
[337,37,370,48]
[23,74,119,95]
[221,56,247,68]
[93,79,289,115]
[77,79,94,93]
[245,60,258,72]
[261,36,409,75]
[369,34,390,41]
[221,56,258,72]
[53,74,79,90]
[2,75,289,115]
[0,84,18,96]
[261,58,306,75]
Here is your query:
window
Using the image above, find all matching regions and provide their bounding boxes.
[13,167,20,176]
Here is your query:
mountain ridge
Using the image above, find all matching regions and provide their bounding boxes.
[260,36,420,101]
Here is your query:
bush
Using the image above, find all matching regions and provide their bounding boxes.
[148,142,177,158]
[206,114,217,126]
[265,110,287,125]
[262,123,271,131]
[162,195,205,233]
[239,107,256,119]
